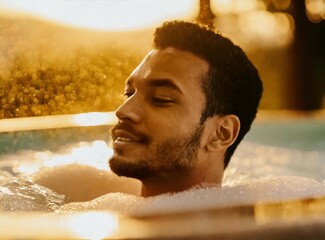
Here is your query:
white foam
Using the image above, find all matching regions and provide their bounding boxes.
[1,140,324,213]
[61,176,325,216]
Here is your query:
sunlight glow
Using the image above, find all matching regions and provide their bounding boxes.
[16,164,40,175]
[73,112,117,127]
[16,141,113,175]
[238,11,294,47]
[306,0,325,22]
[0,112,117,132]
[211,0,294,49]
[68,212,118,239]
[43,141,113,171]
[211,0,265,14]
[0,0,197,30]
[272,0,291,10]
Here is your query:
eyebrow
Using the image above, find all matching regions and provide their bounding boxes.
[126,78,183,94]
[145,78,183,94]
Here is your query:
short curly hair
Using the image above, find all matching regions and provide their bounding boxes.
[153,21,263,168]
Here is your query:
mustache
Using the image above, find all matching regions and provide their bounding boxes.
[111,121,149,141]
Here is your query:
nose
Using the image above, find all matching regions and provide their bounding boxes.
[115,95,142,123]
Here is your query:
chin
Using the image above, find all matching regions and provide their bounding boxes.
[109,156,153,180]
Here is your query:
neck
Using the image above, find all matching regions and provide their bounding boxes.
[140,150,225,197]
[140,167,222,197]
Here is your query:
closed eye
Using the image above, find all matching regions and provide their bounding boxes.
[152,97,175,105]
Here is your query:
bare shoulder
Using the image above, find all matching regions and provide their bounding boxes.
[32,164,141,202]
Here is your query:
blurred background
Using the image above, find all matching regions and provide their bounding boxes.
[0,0,324,119]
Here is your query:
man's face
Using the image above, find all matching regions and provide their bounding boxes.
[109,47,210,180]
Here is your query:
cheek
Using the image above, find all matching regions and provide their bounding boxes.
[148,118,177,135]
[148,116,199,143]
[144,102,204,138]
[145,118,179,144]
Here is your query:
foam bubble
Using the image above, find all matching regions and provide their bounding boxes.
[61,176,325,216]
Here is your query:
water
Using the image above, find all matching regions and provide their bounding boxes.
[0,179,65,211]
[0,119,324,213]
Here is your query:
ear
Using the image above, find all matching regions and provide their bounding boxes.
[206,115,240,152]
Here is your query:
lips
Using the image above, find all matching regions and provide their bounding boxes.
[113,129,143,143]
[111,122,148,147]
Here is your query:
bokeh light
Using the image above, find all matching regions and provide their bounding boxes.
[0,0,324,113]
[306,0,325,23]
[211,0,265,14]
[210,0,294,49]
[272,0,291,10]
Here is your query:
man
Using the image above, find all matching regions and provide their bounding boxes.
[109,21,263,197]
[33,20,262,201]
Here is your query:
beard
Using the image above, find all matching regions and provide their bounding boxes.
[109,124,204,180]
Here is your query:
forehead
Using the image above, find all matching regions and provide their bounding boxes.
[128,47,210,89]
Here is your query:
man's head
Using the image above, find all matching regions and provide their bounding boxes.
[153,21,263,168]
[109,21,262,195]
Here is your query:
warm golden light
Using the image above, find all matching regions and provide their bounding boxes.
[238,11,294,48]
[16,140,113,175]
[68,212,118,239]
[0,112,117,132]
[254,197,325,224]
[43,141,113,170]
[306,0,325,22]
[16,163,40,175]
[210,0,294,49]
[0,0,197,30]
[211,0,265,14]
[272,0,291,10]
[73,112,117,127]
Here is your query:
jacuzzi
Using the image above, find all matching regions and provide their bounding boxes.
[0,111,324,239]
